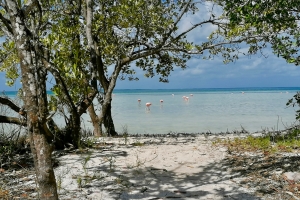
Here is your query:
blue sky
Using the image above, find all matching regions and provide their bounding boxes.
[1,3,300,91]
[113,52,300,89]
[1,49,299,91]
[114,2,300,90]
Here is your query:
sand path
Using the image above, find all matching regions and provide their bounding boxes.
[55,135,259,200]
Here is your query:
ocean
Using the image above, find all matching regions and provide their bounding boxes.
[2,87,300,134]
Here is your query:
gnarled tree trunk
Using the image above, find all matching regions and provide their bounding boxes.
[87,103,103,137]
[101,99,118,136]
[5,1,58,199]
[69,111,81,148]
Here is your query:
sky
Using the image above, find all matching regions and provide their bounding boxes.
[1,46,299,91]
[113,2,300,90]
[1,3,300,91]
[113,53,300,89]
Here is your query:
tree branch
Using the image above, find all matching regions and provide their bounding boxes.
[0,97,26,116]
[42,61,77,113]
[0,115,26,126]
[171,19,221,44]
[23,0,39,16]
[77,91,98,116]
[0,12,13,34]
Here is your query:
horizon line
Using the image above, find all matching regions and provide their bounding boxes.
[1,86,300,92]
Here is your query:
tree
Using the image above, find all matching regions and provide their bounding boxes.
[215,0,300,120]
[0,1,59,198]
[0,0,265,197]
[0,1,98,148]
[214,0,300,62]
[0,0,96,198]
[43,0,98,147]
[83,0,249,136]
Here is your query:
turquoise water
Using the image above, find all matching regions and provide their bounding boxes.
[103,87,299,134]
[3,87,300,134]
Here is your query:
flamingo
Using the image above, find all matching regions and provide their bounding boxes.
[172,94,174,97]
[145,102,152,111]
[190,94,193,96]
[138,99,141,104]
[185,96,189,101]
[160,99,164,103]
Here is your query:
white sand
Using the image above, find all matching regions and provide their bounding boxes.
[54,135,259,200]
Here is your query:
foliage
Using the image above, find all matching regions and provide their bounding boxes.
[43,3,93,108]
[287,92,300,120]
[0,0,261,136]
[0,40,19,86]
[216,0,300,59]
[216,0,300,121]
[218,128,300,154]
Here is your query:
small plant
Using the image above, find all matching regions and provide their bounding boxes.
[121,125,129,145]
[131,140,144,146]
[56,175,62,191]
[135,154,145,168]
[55,166,71,192]
[81,153,92,176]
[81,137,96,148]
[77,177,83,188]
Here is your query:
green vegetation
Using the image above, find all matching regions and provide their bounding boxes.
[2,0,300,199]
[217,128,300,154]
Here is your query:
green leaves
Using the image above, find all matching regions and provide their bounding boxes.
[0,40,19,86]
[218,0,300,121]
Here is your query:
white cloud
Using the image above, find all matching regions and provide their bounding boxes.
[179,67,204,76]
[177,2,223,43]
[241,58,263,70]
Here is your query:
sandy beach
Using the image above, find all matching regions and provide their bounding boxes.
[1,133,300,199]
[54,134,257,200]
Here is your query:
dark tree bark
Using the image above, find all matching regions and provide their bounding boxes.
[0,115,26,126]
[102,101,118,136]
[0,97,26,116]
[68,111,81,148]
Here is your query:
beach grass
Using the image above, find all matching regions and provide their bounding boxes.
[216,128,300,154]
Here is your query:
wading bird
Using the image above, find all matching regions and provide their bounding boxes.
[146,102,152,111]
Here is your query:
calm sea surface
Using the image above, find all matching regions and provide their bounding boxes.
[3,87,300,134]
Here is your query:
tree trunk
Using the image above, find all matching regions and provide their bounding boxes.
[21,64,58,199]
[5,1,58,198]
[29,127,57,199]
[102,101,118,136]
[87,103,103,137]
[68,112,81,148]
[98,92,118,136]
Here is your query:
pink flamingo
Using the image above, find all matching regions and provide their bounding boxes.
[160,99,163,103]
[145,102,152,111]
[185,96,189,101]
[138,99,141,104]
